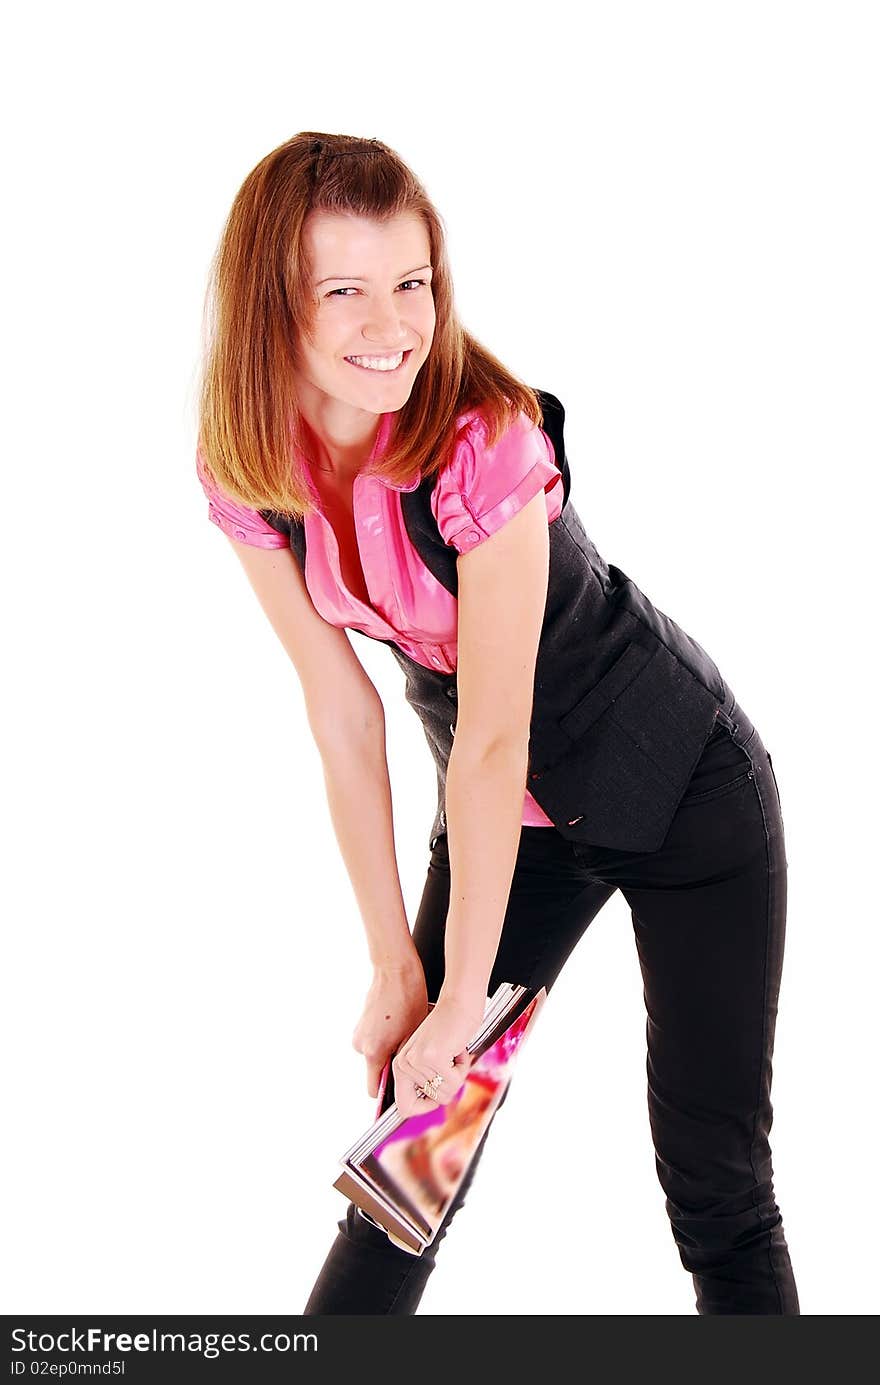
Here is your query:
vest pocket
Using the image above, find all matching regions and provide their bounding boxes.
[527,717,676,849]
[530,643,722,851]
[558,639,657,741]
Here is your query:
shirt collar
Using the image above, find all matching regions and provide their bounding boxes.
[363,411,422,488]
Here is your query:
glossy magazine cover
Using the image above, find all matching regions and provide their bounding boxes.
[333,982,547,1254]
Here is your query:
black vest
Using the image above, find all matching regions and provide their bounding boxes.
[260,391,736,853]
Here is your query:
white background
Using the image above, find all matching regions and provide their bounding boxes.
[4,0,877,1317]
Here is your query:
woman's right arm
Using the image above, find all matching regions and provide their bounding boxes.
[223,539,421,974]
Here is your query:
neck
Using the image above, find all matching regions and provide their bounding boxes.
[297,390,383,480]
[309,429,376,478]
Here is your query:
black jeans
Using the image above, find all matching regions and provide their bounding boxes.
[304,698,800,1315]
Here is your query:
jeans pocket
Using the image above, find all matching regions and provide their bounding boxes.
[678,766,754,806]
[678,724,755,805]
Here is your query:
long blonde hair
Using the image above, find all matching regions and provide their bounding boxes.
[196,131,544,519]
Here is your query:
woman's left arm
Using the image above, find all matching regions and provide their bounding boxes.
[391,487,550,1116]
[439,487,550,1009]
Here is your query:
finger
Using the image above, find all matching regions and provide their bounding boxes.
[410,1083,442,1106]
[399,1069,446,1102]
[392,1051,457,1102]
[396,1045,451,1077]
[392,1058,439,1104]
[399,1065,447,1100]
[420,1056,461,1087]
[414,1074,454,1105]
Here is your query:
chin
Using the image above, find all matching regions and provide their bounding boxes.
[343,376,416,406]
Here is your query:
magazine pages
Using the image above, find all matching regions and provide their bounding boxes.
[333,982,547,1255]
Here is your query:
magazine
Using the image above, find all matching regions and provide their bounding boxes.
[333,982,547,1255]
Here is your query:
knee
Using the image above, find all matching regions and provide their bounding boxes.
[339,1201,415,1255]
[652,1109,779,1253]
[663,1179,782,1246]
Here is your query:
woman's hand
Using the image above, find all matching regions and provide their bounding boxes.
[392,993,485,1119]
[351,956,430,1098]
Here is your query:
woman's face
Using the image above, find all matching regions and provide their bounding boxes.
[297,210,436,416]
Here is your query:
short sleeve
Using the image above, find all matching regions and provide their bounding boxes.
[196,446,289,549]
[431,409,564,555]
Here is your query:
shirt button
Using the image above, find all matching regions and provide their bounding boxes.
[431,655,442,666]
[468,530,480,543]
[234,528,246,540]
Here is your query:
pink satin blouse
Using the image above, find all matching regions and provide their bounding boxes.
[196,407,564,827]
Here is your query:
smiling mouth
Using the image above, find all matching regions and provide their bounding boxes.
[344,349,413,373]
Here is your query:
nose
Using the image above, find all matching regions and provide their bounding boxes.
[362,297,411,348]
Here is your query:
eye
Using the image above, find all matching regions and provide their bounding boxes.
[325,279,430,299]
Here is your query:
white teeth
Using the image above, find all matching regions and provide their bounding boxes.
[345,351,406,371]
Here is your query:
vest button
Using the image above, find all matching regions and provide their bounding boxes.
[445,686,457,700]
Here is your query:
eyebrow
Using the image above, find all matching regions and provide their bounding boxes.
[316,264,433,286]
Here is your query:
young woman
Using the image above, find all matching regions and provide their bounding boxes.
[195,132,799,1315]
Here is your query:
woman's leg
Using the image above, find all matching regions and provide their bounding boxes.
[303,827,616,1314]
[608,709,799,1313]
